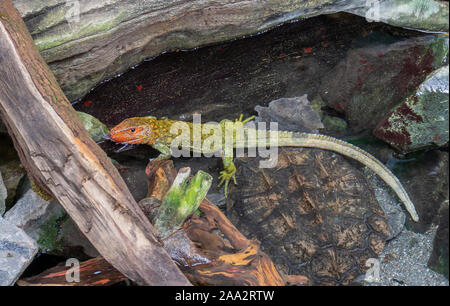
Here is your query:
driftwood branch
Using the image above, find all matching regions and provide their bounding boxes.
[0,0,190,286]
[142,160,288,286]
[17,257,128,286]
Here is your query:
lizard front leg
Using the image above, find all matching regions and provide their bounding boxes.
[217,114,255,197]
[151,142,172,160]
[218,154,237,198]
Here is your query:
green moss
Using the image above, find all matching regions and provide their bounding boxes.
[322,115,348,133]
[34,11,127,51]
[76,111,109,142]
[37,213,68,252]
[430,246,449,279]
[154,169,212,239]
[428,35,449,68]
[346,135,387,148]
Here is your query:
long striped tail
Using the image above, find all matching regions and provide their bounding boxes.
[252,130,419,221]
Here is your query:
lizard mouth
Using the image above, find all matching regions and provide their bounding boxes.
[115,143,136,153]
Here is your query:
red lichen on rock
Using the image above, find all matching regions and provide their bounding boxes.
[373,100,423,150]
[373,121,412,149]
[395,99,423,123]
[391,47,434,101]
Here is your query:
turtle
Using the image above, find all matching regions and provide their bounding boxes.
[226,147,390,285]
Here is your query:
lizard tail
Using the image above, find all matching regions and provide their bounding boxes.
[274,131,419,221]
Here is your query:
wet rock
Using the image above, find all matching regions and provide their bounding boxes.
[428,203,449,279]
[57,217,99,258]
[321,115,348,134]
[320,34,448,133]
[76,111,109,143]
[0,119,6,134]
[374,65,449,153]
[0,134,27,210]
[254,95,324,133]
[392,150,449,232]
[0,160,26,210]
[0,171,6,216]
[0,218,38,286]
[3,189,65,242]
[116,160,150,203]
[13,0,448,101]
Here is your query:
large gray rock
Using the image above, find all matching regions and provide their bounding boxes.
[4,189,65,241]
[0,171,6,216]
[12,0,449,101]
[0,218,38,286]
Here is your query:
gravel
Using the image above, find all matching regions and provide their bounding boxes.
[364,227,448,286]
[360,167,448,286]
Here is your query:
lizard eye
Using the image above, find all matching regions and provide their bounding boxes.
[130,128,136,133]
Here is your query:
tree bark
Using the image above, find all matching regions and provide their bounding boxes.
[0,0,190,286]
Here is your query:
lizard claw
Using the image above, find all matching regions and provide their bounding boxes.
[218,168,237,198]
[235,114,255,125]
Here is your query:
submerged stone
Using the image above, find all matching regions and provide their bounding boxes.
[76,111,109,143]
[374,65,449,153]
[254,95,324,133]
[321,34,448,134]
[13,0,449,101]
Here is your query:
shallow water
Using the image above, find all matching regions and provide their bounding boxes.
[74,12,423,127]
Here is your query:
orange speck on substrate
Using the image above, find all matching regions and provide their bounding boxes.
[321,42,329,48]
[92,279,110,285]
[279,55,286,59]
[83,100,93,107]
[136,85,143,91]
[226,269,244,273]
[304,47,313,53]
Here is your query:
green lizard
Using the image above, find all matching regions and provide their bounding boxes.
[108,115,419,221]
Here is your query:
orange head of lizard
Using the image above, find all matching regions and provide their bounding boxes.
[109,117,157,145]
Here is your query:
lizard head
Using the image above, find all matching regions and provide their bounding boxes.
[109,117,156,145]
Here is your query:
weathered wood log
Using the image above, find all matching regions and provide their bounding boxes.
[0,0,190,286]
[17,257,127,286]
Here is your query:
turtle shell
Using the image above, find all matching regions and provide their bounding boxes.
[227,147,390,285]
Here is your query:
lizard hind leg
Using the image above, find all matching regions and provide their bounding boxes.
[218,155,237,198]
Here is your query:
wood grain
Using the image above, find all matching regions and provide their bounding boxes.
[0,0,190,286]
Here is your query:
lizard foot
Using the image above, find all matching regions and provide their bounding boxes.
[218,156,237,198]
[235,114,255,125]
